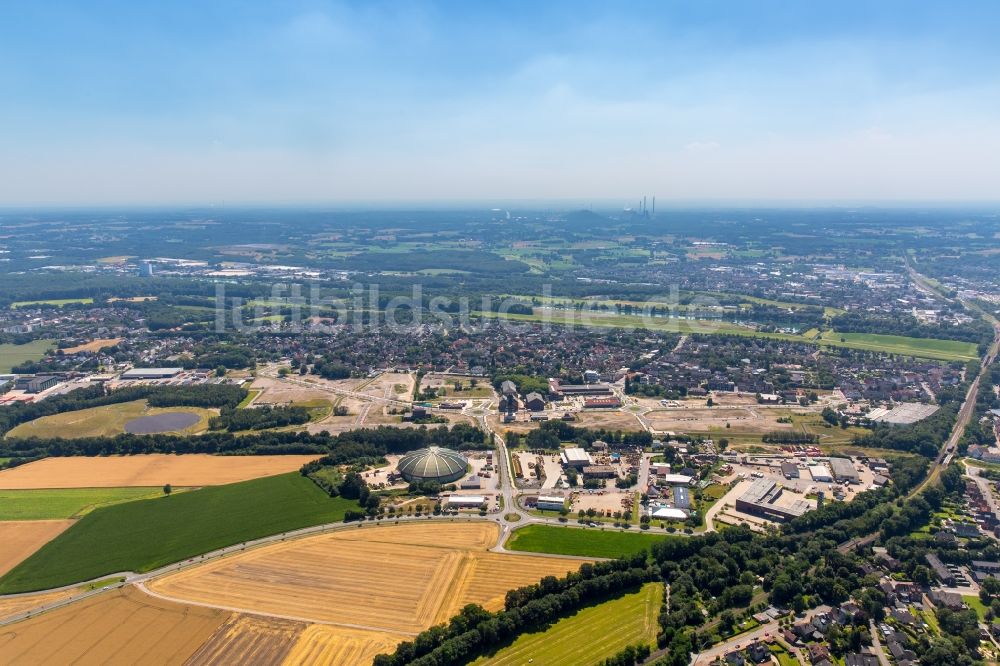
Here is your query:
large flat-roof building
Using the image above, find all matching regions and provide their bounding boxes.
[828,457,860,484]
[867,403,939,426]
[582,465,617,478]
[651,506,688,521]
[672,485,690,509]
[808,464,833,482]
[14,375,60,393]
[560,447,592,468]
[735,478,811,523]
[446,495,486,509]
[536,495,567,511]
[120,367,184,380]
[548,378,613,397]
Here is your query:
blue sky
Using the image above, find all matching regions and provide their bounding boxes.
[2,1,999,205]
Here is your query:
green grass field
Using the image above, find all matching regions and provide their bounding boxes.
[236,389,261,408]
[963,595,988,621]
[5,399,215,439]
[10,298,94,309]
[0,487,178,520]
[819,331,978,362]
[506,524,671,558]
[477,305,977,361]
[0,473,356,593]
[478,309,804,342]
[0,339,55,373]
[472,582,662,666]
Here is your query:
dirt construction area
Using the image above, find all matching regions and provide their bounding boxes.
[147,522,587,634]
[0,519,74,576]
[0,454,322,489]
[644,406,796,433]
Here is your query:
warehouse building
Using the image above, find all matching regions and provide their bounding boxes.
[672,485,690,509]
[867,402,939,425]
[548,378,613,397]
[828,457,860,484]
[808,464,833,482]
[560,447,592,468]
[651,506,688,521]
[120,367,184,380]
[445,495,486,509]
[735,478,811,523]
[536,495,567,511]
[14,374,60,393]
[661,473,693,487]
[781,461,799,479]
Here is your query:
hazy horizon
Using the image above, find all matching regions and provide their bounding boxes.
[3,1,999,205]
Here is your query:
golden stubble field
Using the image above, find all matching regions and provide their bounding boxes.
[0,586,229,665]
[1,523,588,665]
[0,454,322,489]
[148,522,587,633]
[61,338,123,354]
[0,520,74,577]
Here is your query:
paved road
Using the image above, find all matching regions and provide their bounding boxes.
[868,620,892,666]
[688,606,830,665]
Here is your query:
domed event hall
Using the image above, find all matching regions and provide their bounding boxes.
[396,446,468,484]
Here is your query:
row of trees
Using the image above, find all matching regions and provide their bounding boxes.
[0,383,246,438]
[208,404,310,432]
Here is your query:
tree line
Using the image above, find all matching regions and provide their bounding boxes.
[0,383,246,438]
[208,404,310,432]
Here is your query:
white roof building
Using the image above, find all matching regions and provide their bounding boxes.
[446,495,486,508]
[661,474,693,486]
[808,464,833,482]
[560,447,592,467]
[120,367,183,379]
[651,507,688,520]
[536,495,567,510]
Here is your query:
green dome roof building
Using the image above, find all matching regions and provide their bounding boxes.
[397,446,468,484]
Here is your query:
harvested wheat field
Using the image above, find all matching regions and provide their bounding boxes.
[0,520,74,576]
[62,338,123,354]
[283,624,407,666]
[0,586,229,665]
[0,588,78,623]
[148,522,588,635]
[185,614,305,666]
[0,454,321,489]
[432,550,586,623]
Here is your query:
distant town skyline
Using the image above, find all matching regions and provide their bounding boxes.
[2,1,999,205]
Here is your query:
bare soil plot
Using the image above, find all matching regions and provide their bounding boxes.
[0,586,229,665]
[570,411,644,431]
[0,454,321,489]
[0,520,74,576]
[250,376,341,405]
[283,624,407,666]
[645,406,794,433]
[185,614,304,666]
[148,522,586,635]
[61,338,123,354]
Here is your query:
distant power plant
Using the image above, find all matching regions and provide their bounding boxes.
[623,195,655,219]
[140,261,154,277]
